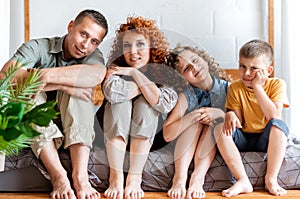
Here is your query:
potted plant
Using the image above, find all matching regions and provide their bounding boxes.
[0,61,58,171]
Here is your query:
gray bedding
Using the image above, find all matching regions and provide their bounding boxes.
[1,135,300,192]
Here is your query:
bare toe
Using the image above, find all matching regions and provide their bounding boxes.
[265,180,287,196]
[222,178,253,197]
[105,186,124,199]
[167,184,186,199]
[186,187,205,199]
[50,176,75,199]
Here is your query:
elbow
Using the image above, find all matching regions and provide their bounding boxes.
[96,65,107,84]
[266,110,282,120]
[163,134,173,143]
[266,114,281,120]
[162,127,174,142]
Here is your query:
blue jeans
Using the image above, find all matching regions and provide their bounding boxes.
[232,118,289,152]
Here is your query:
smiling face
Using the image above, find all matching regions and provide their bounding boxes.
[177,50,210,85]
[122,31,151,68]
[238,55,273,87]
[63,16,107,60]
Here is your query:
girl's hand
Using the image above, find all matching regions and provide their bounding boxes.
[190,107,221,125]
[222,111,242,136]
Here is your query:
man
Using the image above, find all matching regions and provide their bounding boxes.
[1,9,108,199]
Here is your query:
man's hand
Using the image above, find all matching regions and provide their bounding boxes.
[222,111,242,136]
[44,84,93,102]
[62,86,93,102]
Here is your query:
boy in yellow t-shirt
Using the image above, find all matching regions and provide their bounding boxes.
[215,39,289,197]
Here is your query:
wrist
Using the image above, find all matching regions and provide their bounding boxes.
[252,83,264,91]
[39,68,51,84]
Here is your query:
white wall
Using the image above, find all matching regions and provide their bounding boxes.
[27,0,268,69]
[6,0,295,133]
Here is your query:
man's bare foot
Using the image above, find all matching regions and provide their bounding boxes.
[104,174,124,199]
[167,183,186,199]
[124,174,144,199]
[265,179,287,196]
[73,173,101,199]
[50,175,76,199]
[186,182,205,199]
[222,178,253,197]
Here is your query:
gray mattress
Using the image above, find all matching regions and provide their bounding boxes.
[1,135,300,192]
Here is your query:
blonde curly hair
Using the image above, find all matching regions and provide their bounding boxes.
[168,44,232,82]
[108,16,169,66]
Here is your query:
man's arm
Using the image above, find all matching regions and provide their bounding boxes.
[1,60,27,80]
[1,60,106,88]
[44,83,93,102]
[40,63,106,88]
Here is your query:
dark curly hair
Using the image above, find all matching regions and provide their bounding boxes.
[167,44,232,82]
[107,16,169,66]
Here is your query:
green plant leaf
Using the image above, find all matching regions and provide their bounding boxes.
[0,128,23,141]
[0,102,25,128]
[0,134,32,156]
[16,122,40,138]
[0,114,9,130]
[0,60,58,155]
[23,101,59,126]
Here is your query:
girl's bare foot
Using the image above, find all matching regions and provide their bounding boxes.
[186,182,205,199]
[124,174,144,199]
[265,179,287,196]
[222,178,253,197]
[167,183,186,199]
[104,174,124,199]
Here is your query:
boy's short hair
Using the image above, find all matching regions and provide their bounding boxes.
[239,39,273,65]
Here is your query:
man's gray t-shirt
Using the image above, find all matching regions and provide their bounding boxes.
[11,35,105,68]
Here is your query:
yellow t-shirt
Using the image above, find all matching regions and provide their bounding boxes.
[225,78,289,133]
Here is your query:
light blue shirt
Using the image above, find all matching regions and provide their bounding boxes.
[184,76,228,113]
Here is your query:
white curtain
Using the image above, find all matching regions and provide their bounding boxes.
[275,0,300,136]
[0,0,10,68]
[9,0,25,58]
[0,0,24,69]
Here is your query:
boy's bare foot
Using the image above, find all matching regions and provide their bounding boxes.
[167,183,186,199]
[186,182,205,199]
[124,174,144,199]
[50,175,76,199]
[222,178,253,197]
[104,174,124,199]
[73,173,101,199]
[265,179,287,196]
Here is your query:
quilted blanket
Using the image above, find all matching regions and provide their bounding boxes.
[3,134,300,192]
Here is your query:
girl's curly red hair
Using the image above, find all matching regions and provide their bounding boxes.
[108,16,169,66]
